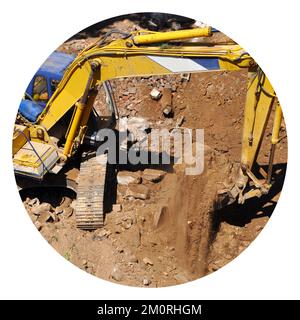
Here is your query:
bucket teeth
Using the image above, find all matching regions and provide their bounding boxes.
[75,154,108,230]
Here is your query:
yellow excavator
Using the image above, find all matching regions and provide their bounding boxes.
[12,26,283,229]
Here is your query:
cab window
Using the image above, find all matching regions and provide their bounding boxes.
[33,76,48,101]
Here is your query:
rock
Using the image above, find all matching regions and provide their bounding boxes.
[117,171,142,185]
[174,272,189,283]
[187,220,193,228]
[31,203,51,215]
[54,206,64,215]
[28,198,40,207]
[93,229,110,241]
[126,103,134,111]
[143,277,151,286]
[34,221,42,231]
[163,106,173,117]
[50,212,59,223]
[127,117,150,143]
[112,204,122,212]
[122,217,133,229]
[180,73,190,81]
[126,184,150,200]
[143,257,154,266]
[205,83,214,97]
[60,197,72,209]
[111,266,123,282]
[142,169,166,183]
[153,206,167,228]
[128,87,137,94]
[175,115,184,127]
[115,225,123,234]
[63,207,73,218]
[150,87,162,100]
[129,225,141,248]
[37,211,52,223]
[82,259,88,268]
[70,200,77,210]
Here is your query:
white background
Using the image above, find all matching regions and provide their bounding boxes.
[0,0,299,299]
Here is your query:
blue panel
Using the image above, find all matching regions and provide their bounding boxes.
[192,58,220,70]
[19,99,45,123]
[39,51,76,77]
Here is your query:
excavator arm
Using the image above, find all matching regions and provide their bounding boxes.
[37,28,253,156]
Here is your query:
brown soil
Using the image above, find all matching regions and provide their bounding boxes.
[20,18,287,287]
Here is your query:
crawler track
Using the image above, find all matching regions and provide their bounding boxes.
[75,154,108,230]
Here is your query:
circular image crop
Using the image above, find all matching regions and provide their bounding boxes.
[13,12,287,287]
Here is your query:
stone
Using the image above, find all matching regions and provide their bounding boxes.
[142,169,166,183]
[180,73,190,81]
[112,204,122,212]
[171,84,177,92]
[143,257,154,266]
[205,83,214,97]
[111,266,123,282]
[63,207,73,218]
[150,87,162,100]
[126,184,150,200]
[126,117,150,143]
[37,211,52,223]
[122,217,133,229]
[174,272,189,283]
[31,203,51,215]
[115,226,123,234]
[50,212,59,223]
[175,115,184,127]
[82,259,88,268]
[187,220,193,228]
[143,277,151,286]
[117,171,142,185]
[163,106,173,117]
[129,225,141,248]
[128,87,137,94]
[153,206,167,228]
[60,197,72,209]
[93,229,110,241]
[28,198,40,207]
[70,200,77,210]
[34,221,42,231]
[54,206,64,215]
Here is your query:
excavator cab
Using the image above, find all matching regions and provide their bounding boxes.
[19,51,75,122]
